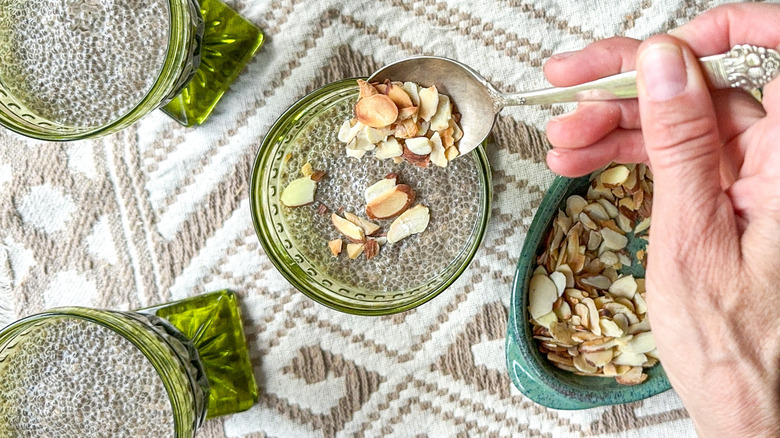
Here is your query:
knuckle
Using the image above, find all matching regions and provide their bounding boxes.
[645,112,720,167]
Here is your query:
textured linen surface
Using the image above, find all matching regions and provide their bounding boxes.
[0,0,742,436]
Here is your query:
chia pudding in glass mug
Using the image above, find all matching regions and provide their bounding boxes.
[0,0,202,140]
[0,291,258,438]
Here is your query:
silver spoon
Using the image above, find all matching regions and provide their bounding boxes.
[368,44,780,156]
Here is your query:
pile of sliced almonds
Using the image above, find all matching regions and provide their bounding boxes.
[529,163,655,385]
[328,174,430,261]
[337,79,463,168]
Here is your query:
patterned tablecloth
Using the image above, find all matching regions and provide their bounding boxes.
[0,0,738,436]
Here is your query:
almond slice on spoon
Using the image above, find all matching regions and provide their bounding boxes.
[418,85,439,121]
[355,94,398,128]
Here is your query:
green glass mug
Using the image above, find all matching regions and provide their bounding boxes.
[0,0,263,140]
[0,291,257,437]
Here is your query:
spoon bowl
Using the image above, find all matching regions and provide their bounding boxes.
[369,56,499,156]
[369,45,780,156]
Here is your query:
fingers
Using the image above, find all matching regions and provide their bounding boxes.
[544,37,641,87]
[636,35,737,240]
[546,129,647,177]
[546,101,639,148]
[669,3,780,56]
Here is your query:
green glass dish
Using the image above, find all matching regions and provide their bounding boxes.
[142,290,258,418]
[250,79,492,316]
[0,308,206,437]
[162,0,264,127]
[0,0,202,141]
[0,290,257,436]
[505,173,671,409]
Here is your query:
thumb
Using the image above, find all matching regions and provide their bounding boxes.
[636,36,726,234]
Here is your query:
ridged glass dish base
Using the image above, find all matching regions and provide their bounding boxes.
[162,0,264,126]
[142,290,258,418]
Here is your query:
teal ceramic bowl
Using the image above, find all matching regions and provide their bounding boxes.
[505,173,671,410]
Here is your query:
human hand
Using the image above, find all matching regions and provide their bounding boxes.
[544,4,780,437]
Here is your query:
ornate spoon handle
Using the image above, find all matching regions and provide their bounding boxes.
[505,44,780,106]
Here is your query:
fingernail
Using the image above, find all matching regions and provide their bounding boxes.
[639,43,687,101]
[551,51,577,61]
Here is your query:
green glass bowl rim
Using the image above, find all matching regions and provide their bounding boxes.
[0,308,197,436]
[0,0,196,141]
[249,78,493,316]
[505,173,672,410]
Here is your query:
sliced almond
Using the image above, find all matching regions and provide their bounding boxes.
[449,119,463,142]
[445,146,459,161]
[331,213,365,242]
[345,139,368,159]
[566,195,588,218]
[418,85,439,121]
[615,366,647,385]
[397,106,418,121]
[355,94,398,128]
[608,275,637,299]
[366,184,415,219]
[394,118,420,139]
[599,318,624,338]
[582,349,614,367]
[633,292,647,314]
[346,243,364,259]
[375,137,403,159]
[549,271,566,296]
[573,354,598,373]
[343,212,380,236]
[571,330,599,343]
[580,275,611,290]
[300,162,314,177]
[529,274,560,321]
[357,79,378,98]
[579,337,616,353]
[429,94,452,131]
[613,351,647,367]
[281,176,317,207]
[328,239,342,257]
[556,265,575,288]
[364,126,389,144]
[600,228,628,251]
[405,137,433,155]
[553,300,572,321]
[533,311,558,330]
[402,145,431,168]
[365,177,397,204]
[429,132,447,168]
[582,298,601,336]
[364,238,380,260]
[338,119,366,143]
[440,127,455,148]
[402,82,421,106]
[387,204,430,243]
[623,332,655,354]
[573,303,589,329]
[600,165,630,187]
[386,83,414,108]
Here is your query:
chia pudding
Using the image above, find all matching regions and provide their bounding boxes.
[280,97,484,293]
[0,0,170,127]
[0,318,175,438]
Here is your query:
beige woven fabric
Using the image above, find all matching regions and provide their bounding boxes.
[0,0,742,436]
